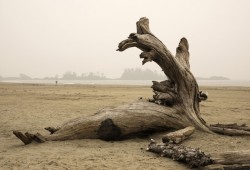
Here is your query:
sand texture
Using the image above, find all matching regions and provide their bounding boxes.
[0,83,250,170]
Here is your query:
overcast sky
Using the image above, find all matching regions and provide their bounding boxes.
[0,0,250,80]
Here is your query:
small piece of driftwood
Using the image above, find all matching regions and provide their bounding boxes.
[162,126,195,143]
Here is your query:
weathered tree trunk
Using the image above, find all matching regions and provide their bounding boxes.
[13,17,250,145]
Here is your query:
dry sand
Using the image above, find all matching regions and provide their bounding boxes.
[0,83,250,170]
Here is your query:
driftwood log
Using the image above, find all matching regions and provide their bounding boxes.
[13,17,250,168]
[147,139,250,169]
[147,139,214,168]
[13,16,250,143]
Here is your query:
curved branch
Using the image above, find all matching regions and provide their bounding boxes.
[129,33,184,84]
[117,18,184,85]
[117,19,200,104]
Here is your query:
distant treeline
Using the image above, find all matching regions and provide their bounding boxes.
[0,68,229,80]
[0,69,166,80]
[119,68,166,80]
[54,71,108,80]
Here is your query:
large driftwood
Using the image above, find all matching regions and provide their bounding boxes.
[13,17,250,145]
[13,17,207,144]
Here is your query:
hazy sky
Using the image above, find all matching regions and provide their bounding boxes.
[0,0,250,80]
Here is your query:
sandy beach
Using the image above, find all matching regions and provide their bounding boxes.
[0,83,250,170]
